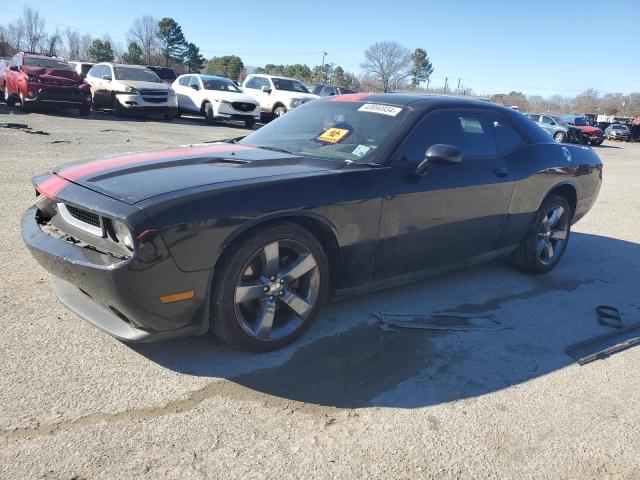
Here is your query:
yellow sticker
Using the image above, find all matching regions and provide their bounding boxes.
[318,127,350,144]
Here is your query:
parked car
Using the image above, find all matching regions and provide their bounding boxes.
[242,74,318,118]
[148,66,177,85]
[563,115,604,146]
[604,124,631,141]
[312,84,356,97]
[0,58,8,88]
[526,113,584,143]
[85,63,177,119]
[172,74,260,127]
[68,61,94,79]
[2,52,91,115]
[22,94,602,351]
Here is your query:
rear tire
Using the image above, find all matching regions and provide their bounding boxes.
[511,195,572,274]
[553,131,566,143]
[211,222,329,351]
[204,102,215,125]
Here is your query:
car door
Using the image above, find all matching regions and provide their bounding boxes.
[174,75,192,111]
[5,54,20,93]
[186,75,203,112]
[374,109,516,279]
[540,115,557,136]
[87,65,108,107]
[250,76,273,113]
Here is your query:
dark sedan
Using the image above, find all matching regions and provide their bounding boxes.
[22,94,603,350]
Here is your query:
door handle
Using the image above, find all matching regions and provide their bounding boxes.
[493,168,509,178]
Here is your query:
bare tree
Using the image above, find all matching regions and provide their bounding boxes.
[128,15,158,65]
[21,6,46,52]
[572,88,600,113]
[2,19,26,52]
[78,34,93,61]
[360,41,412,92]
[65,28,81,60]
[44,29,62,56]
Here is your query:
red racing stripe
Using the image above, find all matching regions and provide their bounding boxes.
[36,175,70,199]
[330,93,371,102]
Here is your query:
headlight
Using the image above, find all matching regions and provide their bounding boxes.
[124,85,138,94]
[111,220,134,251]
[167,89,176,97]
[214,99,231,104]
[289,98,304,108]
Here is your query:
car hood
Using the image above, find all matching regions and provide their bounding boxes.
[573,125,602,135]
[49,144,342,204]
[22,65,81,86]
[205,90,257,104]
[272,90,319,101]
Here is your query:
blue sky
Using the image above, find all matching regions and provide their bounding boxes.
[2,0,639,96]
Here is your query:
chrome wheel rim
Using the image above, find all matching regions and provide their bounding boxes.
[554,133,564,143]
[234,239,320,341]
[536,206,569,265]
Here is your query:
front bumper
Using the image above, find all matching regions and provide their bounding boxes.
[22,205,210,342]
[23,84,90,108]
[116,93,178,113]
[215,102,260,121]
[609,133,631,140]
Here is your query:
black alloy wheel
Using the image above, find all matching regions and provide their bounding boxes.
[211,222,329,351]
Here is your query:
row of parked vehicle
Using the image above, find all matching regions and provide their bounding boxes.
[0,52,353,126]
[525,113,608,146]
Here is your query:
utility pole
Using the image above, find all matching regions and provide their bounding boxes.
[444,77,448,94]
[320,51,327,83]
[457,78,461,92]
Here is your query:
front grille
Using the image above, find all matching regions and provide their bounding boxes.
[66,205,101,228]
[142,96,167,103]
[138,89,168,96]
[231,102,256,112]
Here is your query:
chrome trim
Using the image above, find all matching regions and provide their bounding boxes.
[57,203,104,237]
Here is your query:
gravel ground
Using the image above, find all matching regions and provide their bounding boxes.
[1,105,639,479]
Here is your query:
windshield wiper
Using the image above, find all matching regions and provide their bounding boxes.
[256,145,297,155]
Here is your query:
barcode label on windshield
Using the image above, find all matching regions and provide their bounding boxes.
[357,103,403,116]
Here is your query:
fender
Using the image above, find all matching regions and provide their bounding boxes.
[220,209,338,250]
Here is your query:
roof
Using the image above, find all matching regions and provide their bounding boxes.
[318,92,513,110]
[247,73,299,82]
[96,62,149,68]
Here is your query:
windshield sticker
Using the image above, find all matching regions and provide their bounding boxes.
[357,103,403,116]
[352,145,371,157]
[318,127,350,144]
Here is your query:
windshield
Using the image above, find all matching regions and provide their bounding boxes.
[24,57,73,70]
[551,116,569,127]
[113,67,162,83]
[613,125,629,130]
[202,77,241,93]
[272,78,310,93]
[239,100,407,162]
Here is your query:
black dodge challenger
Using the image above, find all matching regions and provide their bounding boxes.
[22,94,603,350]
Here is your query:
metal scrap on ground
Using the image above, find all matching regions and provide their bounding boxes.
[374,312,511,332]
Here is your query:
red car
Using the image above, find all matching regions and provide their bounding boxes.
[2,52,91,115]
[564,115,603,146]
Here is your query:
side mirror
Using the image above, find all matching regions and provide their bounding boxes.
[261,85,271,94]
[101,75,111,81]
[550,121,556,125]
[191,84,199,91]
[9,65,19,71]
[415,144,461,176]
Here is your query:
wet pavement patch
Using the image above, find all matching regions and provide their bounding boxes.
[230,322,441,408]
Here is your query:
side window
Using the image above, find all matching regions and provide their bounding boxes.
[87,65,101,78]
[178,75,190,86]
[257,77,271,90]
[487,115,526,154]
[403,111,498,161]
[527,114,540,122]
[189,76,200,88]
[244,77,257,89]
[312,85,322,95]
[541,116,554,125]
[322,86,335,96]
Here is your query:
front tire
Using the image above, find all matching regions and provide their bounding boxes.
[590,139,603,146]
[553,131,566,143]
[273,105,287,118]
[211,222,329,351]
[511,195,572,274]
